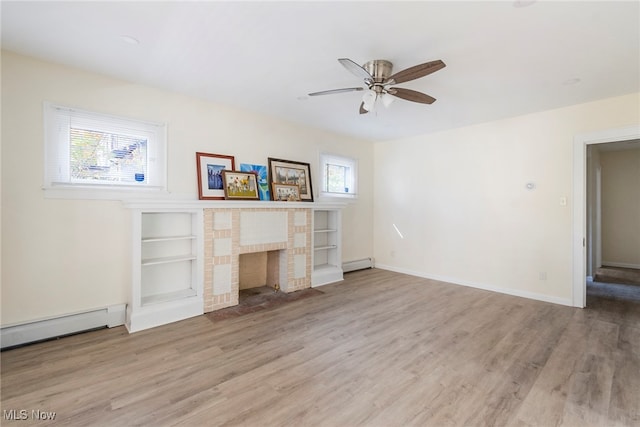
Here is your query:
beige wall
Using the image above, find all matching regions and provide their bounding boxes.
[374,93,640,304]
[1,51,374,325]
[600,149,640,268]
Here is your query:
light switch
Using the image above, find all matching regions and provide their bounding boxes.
[560,196,567,206]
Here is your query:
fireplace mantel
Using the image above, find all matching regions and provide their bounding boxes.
[123,198,347,210]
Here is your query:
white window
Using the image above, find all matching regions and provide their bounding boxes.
[44,103,167,198]
[320,153,357,198]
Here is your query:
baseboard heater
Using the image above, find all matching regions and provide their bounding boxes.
[1,304,126,350]
[343,257,374,273]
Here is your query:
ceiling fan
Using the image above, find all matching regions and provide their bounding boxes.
[308,58,446,114]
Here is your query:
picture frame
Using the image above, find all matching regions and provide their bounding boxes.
[268,157,314,202]
[196,152,235,200]
[240,163,270,201]
[272,183,301,202]
[221,170,260,200]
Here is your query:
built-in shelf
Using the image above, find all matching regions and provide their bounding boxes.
[142,235,196,243]
[127,209,204,333]
[141,254,198,266]
[142,288,198,306]
[313,263,338,271]
[314,245,338,251]
[312,208,343,287]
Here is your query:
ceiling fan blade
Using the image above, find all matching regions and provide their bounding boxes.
[388,87,437,104]
[359,102,368,114]
[338,58,373,82]
[308,87,364,96]
[386,60,446,85]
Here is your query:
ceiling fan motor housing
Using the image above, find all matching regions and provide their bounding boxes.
[363,60,393,83]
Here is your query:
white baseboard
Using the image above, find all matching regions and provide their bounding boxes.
[126,297,203,333]
[343,257,374,273]
[375,264,573,307]
[602,261,640,270]
[1,304,126,349]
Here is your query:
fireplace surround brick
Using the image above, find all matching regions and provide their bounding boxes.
[203,207,311,313]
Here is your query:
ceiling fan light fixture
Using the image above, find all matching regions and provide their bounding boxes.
[362,89,377,112]
[380,93,395,108]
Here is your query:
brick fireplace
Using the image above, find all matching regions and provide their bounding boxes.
[203,207,312,313]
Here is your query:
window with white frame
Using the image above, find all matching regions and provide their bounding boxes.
[320,153,357,198]
[44,103,167,197]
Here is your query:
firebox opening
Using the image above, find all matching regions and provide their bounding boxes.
[239,250,281,293]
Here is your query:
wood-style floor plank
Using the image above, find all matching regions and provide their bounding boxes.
[1,268,638,426]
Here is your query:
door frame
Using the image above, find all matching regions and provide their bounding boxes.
[572,125,640,307]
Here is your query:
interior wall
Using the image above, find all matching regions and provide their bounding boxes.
[1,51,374,326]
[374,93,640,304]
[600,148,640,268]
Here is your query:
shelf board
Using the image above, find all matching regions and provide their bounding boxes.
[142,288,197,306]
[313,263,341,271]
[314,245,338,251]
[142,235,196,243]
[314,229,337,233]
[142,254,197,266]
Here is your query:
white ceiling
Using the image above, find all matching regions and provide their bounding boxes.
[2,1,639,141]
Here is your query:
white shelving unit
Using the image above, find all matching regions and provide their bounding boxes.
[312,207,343,286]
[127,209,203,332]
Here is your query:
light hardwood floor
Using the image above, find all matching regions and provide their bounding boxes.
[1,269,638,426]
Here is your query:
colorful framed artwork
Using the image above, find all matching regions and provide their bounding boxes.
[272,183,301,201]
[196,152,235,200]
[222,170,260,200]
[240,163,270,201]
[268,157,314,202]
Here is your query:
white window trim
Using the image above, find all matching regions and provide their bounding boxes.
[319,152,358,200]
[43,102,168,200]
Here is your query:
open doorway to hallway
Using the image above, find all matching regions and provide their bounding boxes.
[585,140,640,304]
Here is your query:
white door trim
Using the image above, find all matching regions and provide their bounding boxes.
[572,125,640,307]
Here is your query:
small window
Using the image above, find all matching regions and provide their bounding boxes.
[320,153,357,198]
[44,103,166,198]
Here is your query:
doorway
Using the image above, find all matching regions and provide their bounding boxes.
[573,125,640,307]
[586,141,640,303]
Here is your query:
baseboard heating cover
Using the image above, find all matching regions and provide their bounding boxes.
[1,304,126,349]
[343,258,374,273]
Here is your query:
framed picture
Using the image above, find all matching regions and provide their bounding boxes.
[272,183,301,201]
[268,157,314,202]
[196,152,235,200]
[222,170,260,200]
[240,163,270,201]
